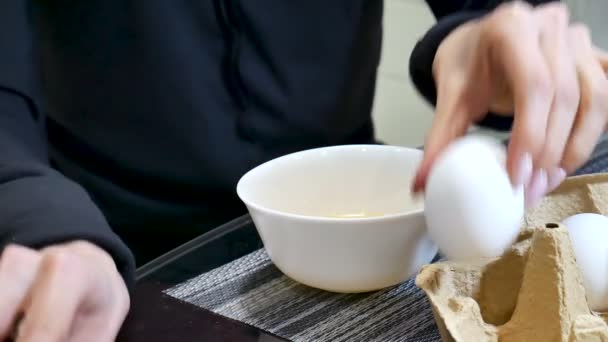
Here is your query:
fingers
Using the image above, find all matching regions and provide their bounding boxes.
[561,25,608,173]
[0,245,40,340]
[415,1,607,197]
[486,3,605,206]
[64,241,131,342]
[547,167,567,193]
[18,248,89,342]
[525,168,548,208]
[413,20,493,193]
[69,312,128,342]
[535,5,580,170]
[0,242,128,342]
[17,242,129,342]
[412,82,476,192]
[482,3,553,186]
[514,4,579,206]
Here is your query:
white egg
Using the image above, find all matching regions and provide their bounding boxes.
[424,135,524,261]
[562,213,608,312]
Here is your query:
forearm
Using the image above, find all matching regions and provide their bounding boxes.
[0,0,135,290]
[0,91,136,290]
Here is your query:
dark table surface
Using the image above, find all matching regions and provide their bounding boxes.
[116,215,287,342]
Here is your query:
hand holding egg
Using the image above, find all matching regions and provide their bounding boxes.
[424,135,524,261]
[413,3,608,207]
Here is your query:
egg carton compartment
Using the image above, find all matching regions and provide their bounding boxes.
[416,173,608,342]
[524,173,608,227]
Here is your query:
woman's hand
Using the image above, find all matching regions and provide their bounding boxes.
[0,241,129,342]
[413,1,608,207]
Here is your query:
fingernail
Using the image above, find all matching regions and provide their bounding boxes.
[525,168,548,209]
[547,168,567,193]
[515,153,533,187]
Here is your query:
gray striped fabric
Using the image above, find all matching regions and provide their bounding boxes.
[165,249,442,342]
[165,135,608,342]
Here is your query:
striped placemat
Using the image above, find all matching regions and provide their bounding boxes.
[165,249,442,342]
[164,134,608,342]
[574,134,608,176]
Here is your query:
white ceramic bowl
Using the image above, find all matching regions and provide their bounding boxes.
[236,145,437,293]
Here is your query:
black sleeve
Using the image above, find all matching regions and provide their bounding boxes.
[409,0,560,131]
[0,2,135,290]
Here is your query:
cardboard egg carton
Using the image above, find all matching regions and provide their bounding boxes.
[416,173,608,342]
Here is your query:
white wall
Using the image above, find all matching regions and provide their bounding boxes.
[566,0,608,50]
[373,0,608,148]
[372,0,435,147]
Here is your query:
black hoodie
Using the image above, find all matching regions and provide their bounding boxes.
[0,0,555,287]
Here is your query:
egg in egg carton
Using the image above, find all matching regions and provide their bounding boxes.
[416,172,608,342]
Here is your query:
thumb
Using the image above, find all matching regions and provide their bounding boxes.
[412,86,476,193]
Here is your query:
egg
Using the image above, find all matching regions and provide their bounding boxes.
[424,135,524,261]
[561,213,608,312]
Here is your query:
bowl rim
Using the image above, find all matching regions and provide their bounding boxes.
[236,144,425,223]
